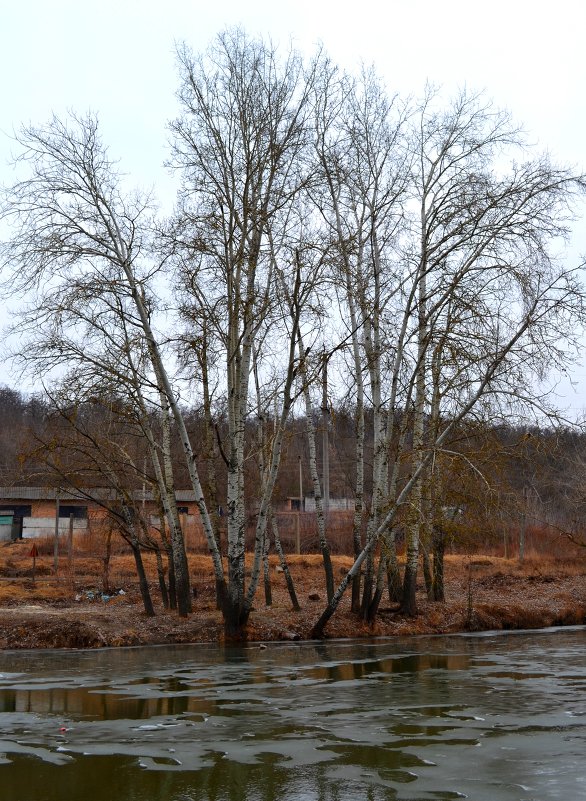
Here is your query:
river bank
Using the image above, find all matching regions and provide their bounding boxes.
[0,547,584,648]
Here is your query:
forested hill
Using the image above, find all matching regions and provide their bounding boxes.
[1,385,583,545]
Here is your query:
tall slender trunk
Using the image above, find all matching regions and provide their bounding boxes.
[224,267,257,633]
[119,254,225,593]
[159,391,192,616]
[121,508,154,618]
[401,392,425,616]
[432,527,446,602]
[360,282,386,618]
[311,290,544,637]
[101,528,112,596]
[130,540,155,617]
[298,338,334,603]
[262,519,272,606]
[243,294,303,616]
[154,496,177,609]
[132,377,189,616]
[271,512,300,611]
[197,323,222,541]
[196,327,224,609]
[155,547,169,610]
[366,552,387,622]
[428,329,446,602]
[327,173,366,615]
[422,542,433,599]
[240,260,305,626]
[345,278,365,615]
[400,206,429,617]
[386,540,402,603]
[421,460,434,600]
[351,395,365,614]
[166,545,177,610]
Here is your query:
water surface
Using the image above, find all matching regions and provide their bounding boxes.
[0,627,584,800]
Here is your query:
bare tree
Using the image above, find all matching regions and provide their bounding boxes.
[3,36,585,641]
[312,63,412,617]
[0,112,201,616]
[168,29,325,635]
[311,88,586,634]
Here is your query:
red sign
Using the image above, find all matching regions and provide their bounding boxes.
[29,544,39,558]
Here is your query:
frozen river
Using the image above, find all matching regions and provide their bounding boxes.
[0,627,585,800]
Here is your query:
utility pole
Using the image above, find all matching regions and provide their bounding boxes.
[142,455,146,516]
[298,455,303,511]
[53,494,60,573]
[519,485,528,562]
[296,455,303,554]
[68,512,74,579]
[321,354,330,528]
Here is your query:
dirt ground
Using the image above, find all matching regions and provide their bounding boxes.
[0,541,584,649]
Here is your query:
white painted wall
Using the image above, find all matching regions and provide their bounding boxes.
[21,518,88,539]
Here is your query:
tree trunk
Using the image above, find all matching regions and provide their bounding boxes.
[432,527,446,602]
[158,389,192,617]
[386,546,402,604]
[299,339,334,603]
[166,545,177,610]
[366,553,386,622]
[422,544,433,600]
[263,527,272,607]
[155,547,169,610]
[401,561,418,617]
[400,211,428,617]
[131,542,155,617]
[272,513,301,612]
[348,297,365,615]
[101,528,112,595]
[123,262,226,593]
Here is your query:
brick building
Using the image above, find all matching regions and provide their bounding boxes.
[0,487,199,541]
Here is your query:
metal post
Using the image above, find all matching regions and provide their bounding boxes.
[298,455,303,511]
[321,355,330,527]
[68,512,74,575]
[296,455,303,555]
[53,495,60,573]
[519,486,527,562]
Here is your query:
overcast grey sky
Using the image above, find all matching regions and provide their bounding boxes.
[2,0,586,410]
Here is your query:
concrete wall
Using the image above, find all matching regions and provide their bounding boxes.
[302,497,353,512]
[22,517,89,539]
[0,523,12,542]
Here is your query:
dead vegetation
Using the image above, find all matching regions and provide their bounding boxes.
[0,540,584,649]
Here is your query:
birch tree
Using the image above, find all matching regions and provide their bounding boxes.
[311,88,586,633]
[168,30,324,634]
[313,64,411,616]
[0,112,205,616]
[394,88,586,614]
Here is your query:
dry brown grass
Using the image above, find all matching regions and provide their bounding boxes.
[0,540,584,648]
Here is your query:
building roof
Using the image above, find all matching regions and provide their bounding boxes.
[0,487,198,503]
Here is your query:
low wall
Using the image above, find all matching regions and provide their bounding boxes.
[22,518,89,539]
[0,523,12,542]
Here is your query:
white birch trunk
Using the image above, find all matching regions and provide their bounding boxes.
[401,212,429,616]
[311,286,544,636]
[298,335,334,602]
[111,237,225,591]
